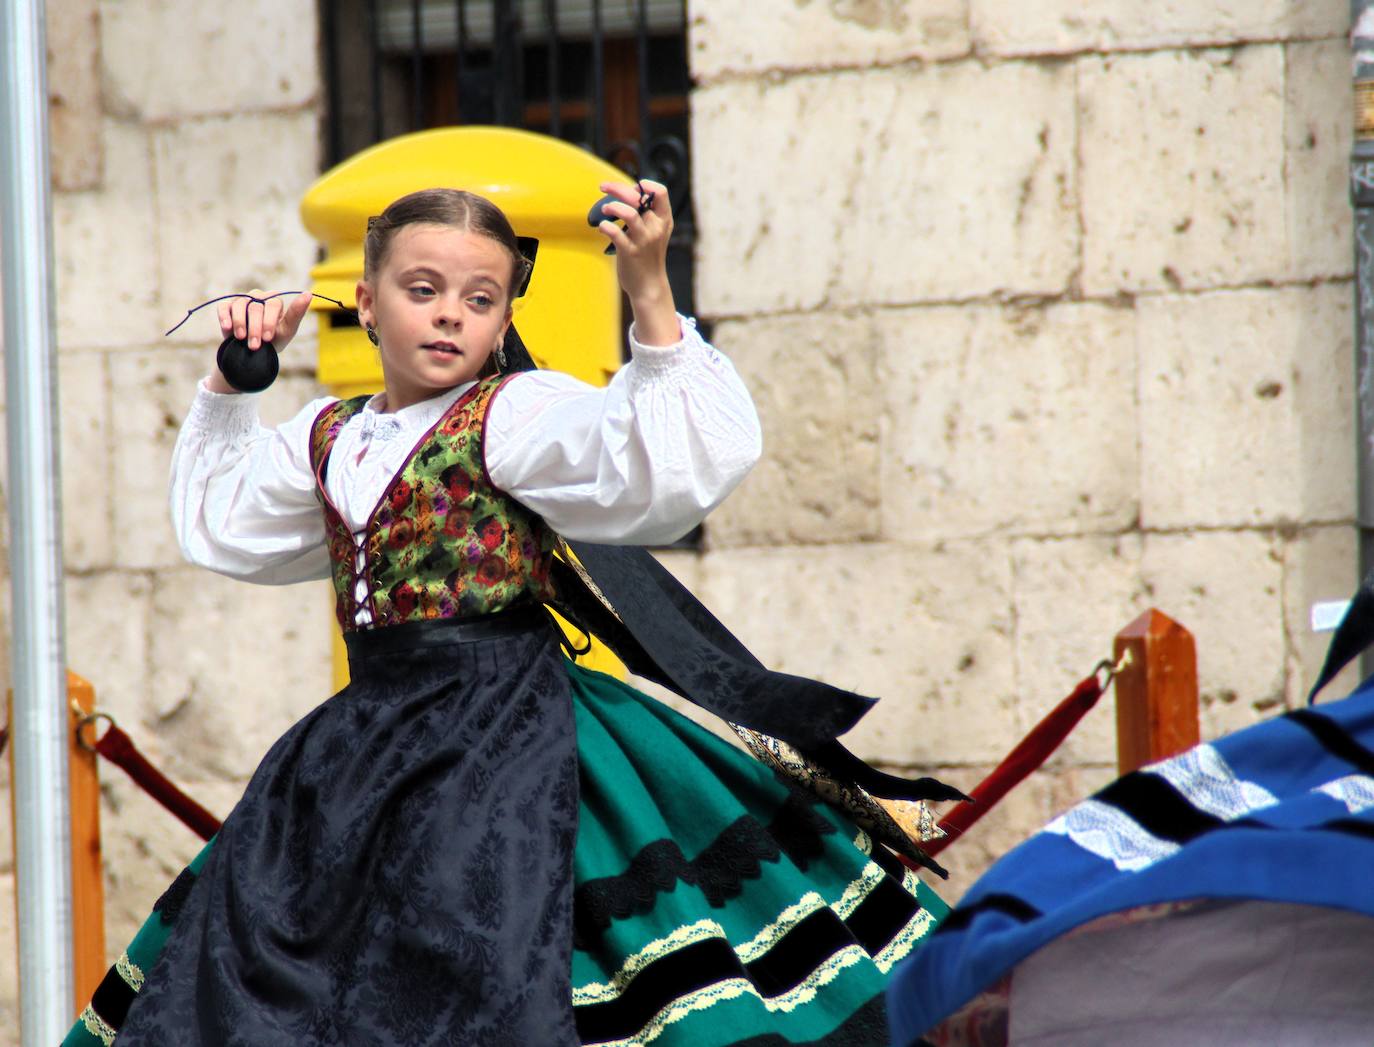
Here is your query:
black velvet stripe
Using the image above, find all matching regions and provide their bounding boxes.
[937,893,1042,934]
[574,900,895,1043]
[1286,709,1374,777]
[745,908,857,998]
[845,875,923,957]
[726,993,890,1046]
[89,963,139,1031]
[575,937,740,1042]
[1095,773,1224,844]
[574,790,837,948]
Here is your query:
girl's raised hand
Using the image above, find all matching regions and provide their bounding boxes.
[595,180,680,345]
[217,289,314,351]
[207,289,313,393]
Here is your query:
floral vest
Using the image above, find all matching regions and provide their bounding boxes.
[309,376,555,631]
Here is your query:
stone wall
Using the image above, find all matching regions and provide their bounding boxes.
[0,0,326,1037]
[687,0,1358,900]
[0,0,1362,1036]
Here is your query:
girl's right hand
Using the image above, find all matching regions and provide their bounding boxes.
[208,289,313,393]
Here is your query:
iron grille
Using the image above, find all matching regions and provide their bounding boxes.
[320,0,696,325]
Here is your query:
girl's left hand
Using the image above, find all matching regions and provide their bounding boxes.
[596,179,680,345]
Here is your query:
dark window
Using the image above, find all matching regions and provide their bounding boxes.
[320,0,696,334]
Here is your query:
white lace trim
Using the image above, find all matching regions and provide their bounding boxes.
[1317,774,1374,814]
[1147,744,1278,820]
[1044,799,1180,872]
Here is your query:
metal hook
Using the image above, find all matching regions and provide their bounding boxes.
[1094,648,1134,688]
[74,710,117,752]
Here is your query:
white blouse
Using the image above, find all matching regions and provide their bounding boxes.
[169,316,761,589]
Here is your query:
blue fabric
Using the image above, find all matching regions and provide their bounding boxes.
[886,678,1374,1047]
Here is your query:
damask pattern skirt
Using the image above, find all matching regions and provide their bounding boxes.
[66,613,945,1046]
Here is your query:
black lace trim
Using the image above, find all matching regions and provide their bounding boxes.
[573,788,837,949]
[152,864,198,925]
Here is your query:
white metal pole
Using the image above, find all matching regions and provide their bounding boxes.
[0,0,76,1041]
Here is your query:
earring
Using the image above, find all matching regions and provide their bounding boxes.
[365,325,379,346]
[494,340,507,371]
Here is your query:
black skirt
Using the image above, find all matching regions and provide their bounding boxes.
[118,607,581,1046]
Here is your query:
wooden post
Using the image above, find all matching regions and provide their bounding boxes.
[67,672,105,1014]
[7,674,105,1016]
[1113,609,1201,775]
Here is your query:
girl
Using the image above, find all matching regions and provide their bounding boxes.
[70,182,949,1046]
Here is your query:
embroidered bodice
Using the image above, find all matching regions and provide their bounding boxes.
[309,376,555,630]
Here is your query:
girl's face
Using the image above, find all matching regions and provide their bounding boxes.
[356,224,515,412]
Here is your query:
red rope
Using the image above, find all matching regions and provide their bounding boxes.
[922,673,1106,859]
[94,724,222,841]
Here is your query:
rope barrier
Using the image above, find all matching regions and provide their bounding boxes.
[920,651,1131,860]
[31,645,1127,858]
[75,712,222,842]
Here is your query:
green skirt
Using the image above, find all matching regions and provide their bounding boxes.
[68,662,945,1045]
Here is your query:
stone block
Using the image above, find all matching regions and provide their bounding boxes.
[1011,534,1147,766]
[99,774,247,956]
[100,0,318,121]
[694,60,1077,316]
[1283,525,1360,708]
[696,540,1020,766]
[152,111,322,319]
[107,348,325,571]
[707,313,881,547]
[1140,530,1286,739]
[878,302,1137,540]
[65,570,153,728]
[1138,285,1354,530]
[1285,39,1354,281]
[971,0,1346,56]
[108,348,216,569]
[47,0,103,191]
[53,119,160,350]
[148,566,334,782]
[688,0,968,81]
[1080,48,1287,295]
[58,351,114,570]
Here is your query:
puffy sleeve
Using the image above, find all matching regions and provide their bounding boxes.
[168,382,336,583]
[484,315,762,545]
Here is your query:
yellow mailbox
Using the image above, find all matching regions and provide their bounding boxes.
[299,127,631,685]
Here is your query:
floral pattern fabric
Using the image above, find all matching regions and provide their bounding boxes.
[309,376,555,631]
